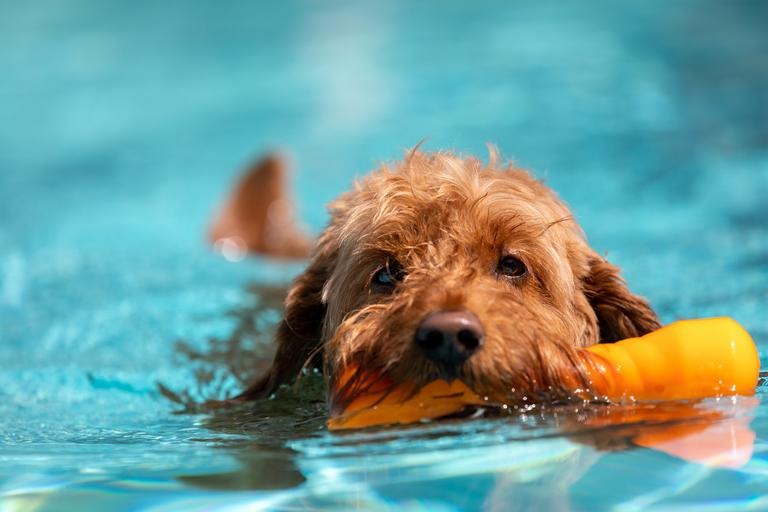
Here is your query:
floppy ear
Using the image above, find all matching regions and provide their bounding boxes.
[583,255,661,342]
[234,242,335,400]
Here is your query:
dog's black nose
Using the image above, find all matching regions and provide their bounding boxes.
[415,310,484,365]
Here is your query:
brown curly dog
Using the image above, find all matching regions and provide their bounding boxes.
[214,149,660,404]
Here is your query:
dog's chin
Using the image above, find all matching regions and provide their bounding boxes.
[434,363,463,382]
[403,361,486,394]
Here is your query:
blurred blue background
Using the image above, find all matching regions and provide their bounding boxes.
[1,1,767,510]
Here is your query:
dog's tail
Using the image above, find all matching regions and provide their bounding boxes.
[208,154,312,260]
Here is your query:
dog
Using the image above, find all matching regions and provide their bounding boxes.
[212,148,660,406]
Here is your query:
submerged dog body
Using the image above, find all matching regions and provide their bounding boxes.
[236,150,660,404]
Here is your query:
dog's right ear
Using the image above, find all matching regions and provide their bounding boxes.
[234,256,330,400]
[234,234,337,400]
[234,232,337,401]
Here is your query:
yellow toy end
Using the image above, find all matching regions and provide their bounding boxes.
[583,317,760,401]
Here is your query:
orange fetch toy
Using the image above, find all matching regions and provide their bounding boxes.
[328,317,760,431]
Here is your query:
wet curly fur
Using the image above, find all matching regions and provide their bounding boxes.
[237,149,660,404]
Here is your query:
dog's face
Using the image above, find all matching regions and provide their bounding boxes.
[245,151,659,403]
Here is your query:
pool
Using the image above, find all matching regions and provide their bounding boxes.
[1,0,767,510]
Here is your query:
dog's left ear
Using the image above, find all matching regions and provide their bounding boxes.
[583,254,661,342]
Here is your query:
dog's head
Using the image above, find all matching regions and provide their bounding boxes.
[247,150,659,402]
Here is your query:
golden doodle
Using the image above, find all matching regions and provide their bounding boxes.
[214,149,660,405]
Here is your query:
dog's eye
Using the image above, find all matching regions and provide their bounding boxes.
[497,255,527,278]
[371,262,404,291]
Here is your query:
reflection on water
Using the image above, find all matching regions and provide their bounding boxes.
[179,443,307,490]
[184,394,758,510]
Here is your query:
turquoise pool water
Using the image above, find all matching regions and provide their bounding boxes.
[2,1,767,510]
